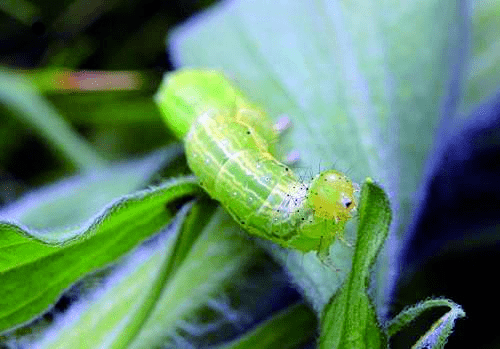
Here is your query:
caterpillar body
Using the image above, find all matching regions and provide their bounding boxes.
[155,69,357,257]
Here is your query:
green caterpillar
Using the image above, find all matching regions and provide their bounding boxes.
[155,69,357,257]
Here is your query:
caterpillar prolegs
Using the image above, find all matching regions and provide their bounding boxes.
[154,69,357,257]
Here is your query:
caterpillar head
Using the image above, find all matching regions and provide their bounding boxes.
[307,170,358,222]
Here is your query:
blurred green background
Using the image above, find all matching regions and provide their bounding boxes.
[0,0,217,195]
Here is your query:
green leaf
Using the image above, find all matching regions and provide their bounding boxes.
[32,203,259,348]
[219,302,317,349]
[168,0,466,314]
[386,298,465,349]
[126,208,259,349]
[0,175,202,333]
[264,236,354,314]
[460,0,500,114]
[319,179,391,349]
[0,146,182,234]
[33,201,194,349]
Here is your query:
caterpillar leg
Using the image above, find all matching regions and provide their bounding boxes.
[317,252,342,272]
[273,114,291,134]
[274,114,301,165]
[317,236,343,272]
[283,150,300,165]
[337,234,353,248]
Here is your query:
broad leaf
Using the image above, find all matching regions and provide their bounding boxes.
[33,202,259,349]
[0,157,201,333]
[168,0,466,315]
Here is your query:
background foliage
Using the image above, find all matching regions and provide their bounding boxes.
[0,0,499,348]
